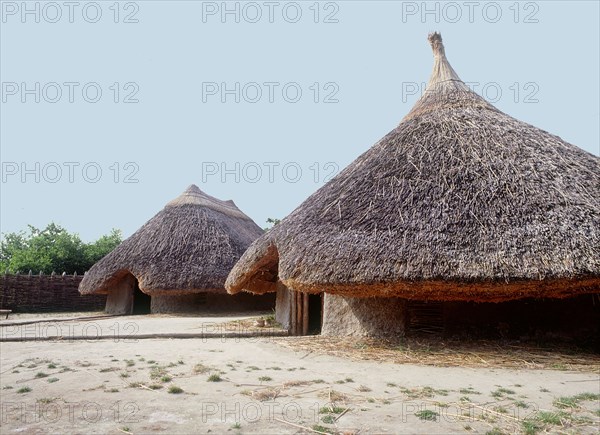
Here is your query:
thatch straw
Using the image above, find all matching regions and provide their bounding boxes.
[226,32,600,301]
[80,185,263,295]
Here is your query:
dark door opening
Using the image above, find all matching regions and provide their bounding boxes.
[308,293,322,334]
[132,280,151,314]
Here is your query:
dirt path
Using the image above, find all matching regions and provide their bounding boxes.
[1,333,599,434]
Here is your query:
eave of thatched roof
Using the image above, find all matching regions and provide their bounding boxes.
[80,185,263,295]
[225,33,600,301]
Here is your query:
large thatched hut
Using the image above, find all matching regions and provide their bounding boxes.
[80,185,274,314]
[226,33,600,341]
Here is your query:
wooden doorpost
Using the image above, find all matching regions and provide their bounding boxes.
[290,289,296,335]
[302,293,309,335]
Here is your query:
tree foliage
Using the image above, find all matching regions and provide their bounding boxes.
[264,217,281,230]
[0,223,122,274]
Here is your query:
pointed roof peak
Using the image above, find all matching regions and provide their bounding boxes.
[403,32,493,121]
[184,184,202,194]
[165,184,247,219]
[426,32,466,90]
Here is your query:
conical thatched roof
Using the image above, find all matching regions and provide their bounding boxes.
[80,185,263,295]
[226,33,600,302]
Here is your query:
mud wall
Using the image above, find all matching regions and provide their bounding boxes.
[150,292,275,314]
[321,294,407,337]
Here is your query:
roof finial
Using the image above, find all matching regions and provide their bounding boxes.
[428,32,445,58]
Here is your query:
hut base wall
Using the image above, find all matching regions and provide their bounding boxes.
[275,285,291,330]
[321,294,407,337]
[105,275,135,315]
[150,292,275,314]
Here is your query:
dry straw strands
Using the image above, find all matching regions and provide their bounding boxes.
[227,32,600,301]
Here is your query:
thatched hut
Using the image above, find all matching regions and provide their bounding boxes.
[226,33,600,340]
[80,185,274,314]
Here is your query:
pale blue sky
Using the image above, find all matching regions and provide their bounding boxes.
[1,1,599,241]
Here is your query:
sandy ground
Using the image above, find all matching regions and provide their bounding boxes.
[0,312,281,340]
[1,315,599,434]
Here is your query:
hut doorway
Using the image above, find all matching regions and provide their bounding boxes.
[308,293,322,334]
[132,280,151,315]
[290,291,323,335]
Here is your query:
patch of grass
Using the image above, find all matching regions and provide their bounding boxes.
[37,397,55,404]
[538,411,565,424]
[138,357,145,362]
[539,387,550,393]
[106,388,119,393]
[232,422,241,429]
[553,393,599,409]
[312,379,325,384]
[160,375,172,383]
[459,387,481,395]
[367,398,375,403]
[177,359,184,365]
[574,392,600,401]
[492,387,515,397]
[521,420,542,435]
[147,360,156,364]
[387,382,397,387]
[415,409,438,421]
[168,385,184,394]
[128,382,142,388]
[514,400,529,409]
[267,366,282,371]
[3,385,13,389]
[485,429,505,435]
[401,386,447,399]
[246,366,261,371]
[120,373,130,378]
[47,378,59,383]
[17,386,31,394]
[552,397,578,409]
[357,385,371,392]
[99,368,115,373]
[321,415,335,424]
[35,372,49,378]
[207,374,222,382]
[150,366,168,380]
[594,409,600,417]
[47,363,57,369]
[149,384,163,390]
[258,376,272,382]
[460,396,471,402]
[319,406,345,414]
[124,359,135,367]
[344,377,354,383]
[193,364,211,374]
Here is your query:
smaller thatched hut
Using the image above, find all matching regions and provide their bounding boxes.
[80,185,274,314]
[225,33,600,342]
